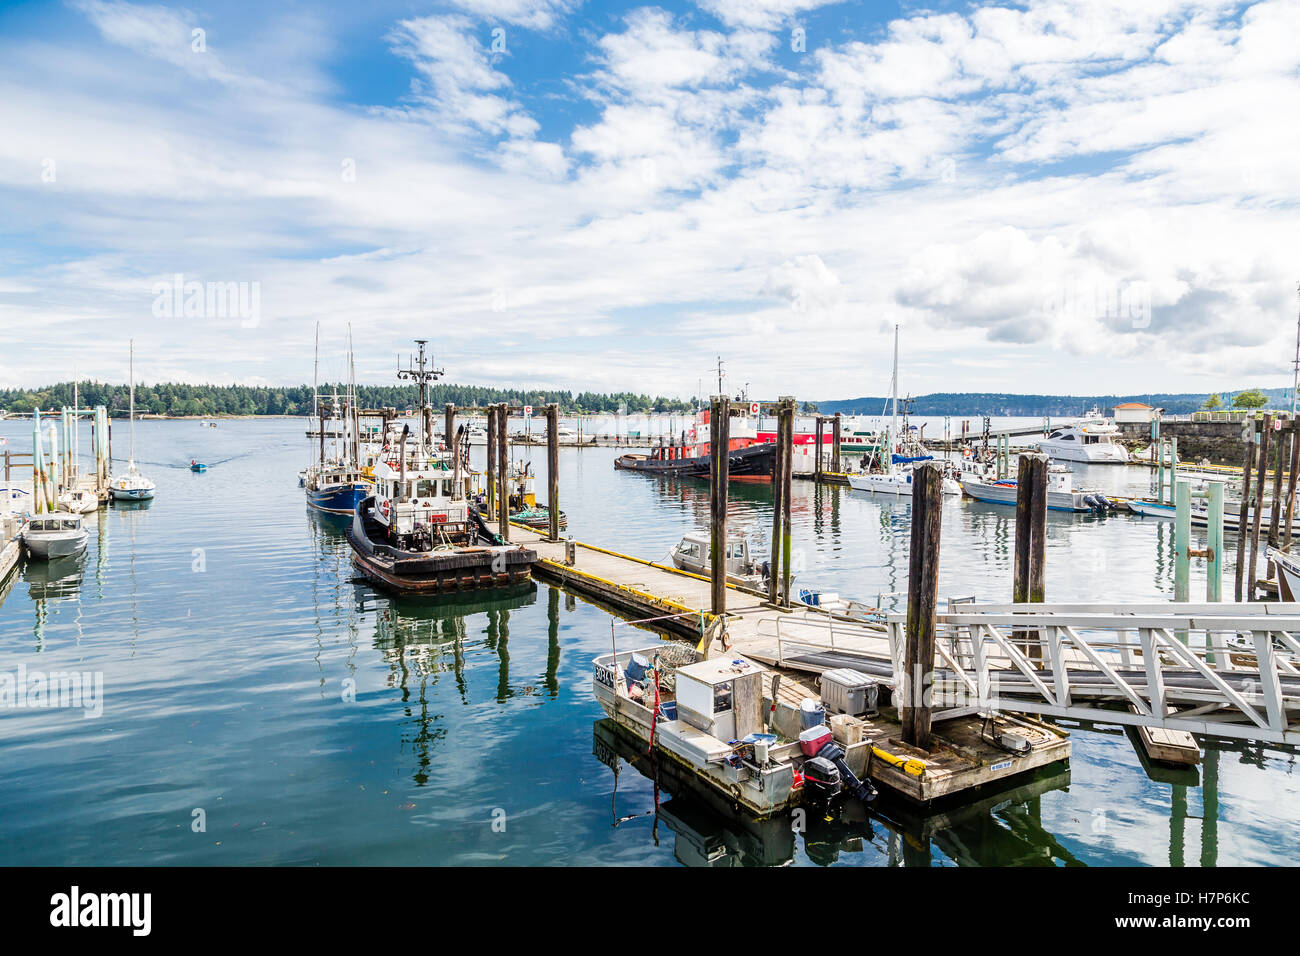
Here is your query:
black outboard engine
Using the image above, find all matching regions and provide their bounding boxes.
[816,740,877,803]
[801,756,842,802]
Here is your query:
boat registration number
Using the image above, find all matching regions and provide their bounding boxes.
[594,663,618,690]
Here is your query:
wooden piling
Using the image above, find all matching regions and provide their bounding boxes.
[832,412,842,474]
[780,398,794,607]
[1269,426,1286,548]
[546,402,560,542]
[486,404,498,516]
[814,416,823,483]
[1234,423,1254,601]
[496,404,509,543]
[768,401,784,606]
[903,461,943,750]
[444,403,455,456]
[1286,420,1300,551]
[710,396,730,615]
[1248,414,1271,598]
[1014,453,1048,654]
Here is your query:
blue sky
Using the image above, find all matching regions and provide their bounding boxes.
[1,0,1298,400]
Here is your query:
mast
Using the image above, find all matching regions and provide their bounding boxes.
[396,339,444,461]
[890,324,899,469]
[313,322,320,421]
[128,338,136,471]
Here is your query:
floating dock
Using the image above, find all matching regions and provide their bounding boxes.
[495,519,1072,806]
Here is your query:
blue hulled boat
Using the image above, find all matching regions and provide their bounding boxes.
[305,467,370,515]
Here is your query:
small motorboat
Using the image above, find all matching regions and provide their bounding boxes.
[190,460,208,473]
[961,465,1117,513]
[668,529,777,590]
[796,587,886,624]
[57,489,98,514]
[22,513,89,560]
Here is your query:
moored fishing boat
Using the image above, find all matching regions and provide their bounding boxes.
[593,645,875,818]
[22,513,88,560]
[344,342,537,596]
[667,529,775,589]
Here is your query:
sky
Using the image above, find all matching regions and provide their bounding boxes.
[1,0,1298,401]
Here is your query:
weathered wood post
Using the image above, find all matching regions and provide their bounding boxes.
[1248,414,1272,598]
[497,404,510,542]
[1014,452,1048,655]
[1285,420,1300,550]
[710,396,730,615]
[832,412,842,474]
[444,403,455,455]
[768,401,784,605]
[486,405,498,517]
[780,397,794,607]
[1269,425,1286,548]
[1235,420,1255,600]
[902,461,943,749]
[546,402,560,542]
[814,416,823,483]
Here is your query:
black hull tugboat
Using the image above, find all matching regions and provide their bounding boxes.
[615,442,774,478]
[614,404,775,479]
[344,342,536,596]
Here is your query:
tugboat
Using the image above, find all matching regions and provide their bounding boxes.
[344,342,537,596]
[615,405,775,478]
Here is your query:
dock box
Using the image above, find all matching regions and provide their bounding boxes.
[819,668,878,716]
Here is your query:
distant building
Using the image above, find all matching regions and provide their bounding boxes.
[1113,401,1161,424]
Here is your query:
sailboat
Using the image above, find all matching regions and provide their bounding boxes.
[302,327,370,514]
[847,325,961,496]
[109,340,157,501]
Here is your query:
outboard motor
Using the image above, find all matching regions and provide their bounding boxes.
[798,724,877,805]
[801,756,842,803]
[1096,494,1115,512]
[816,740,877,804]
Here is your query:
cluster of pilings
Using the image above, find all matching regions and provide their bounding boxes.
[1238,413,1300,600]
[17,405,111,513]
[459,402,563,545]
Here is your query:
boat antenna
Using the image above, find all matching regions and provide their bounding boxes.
[714,355,725,396]
[396,339,443,457]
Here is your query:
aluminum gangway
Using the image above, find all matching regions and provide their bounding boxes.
[879,602,1300,746]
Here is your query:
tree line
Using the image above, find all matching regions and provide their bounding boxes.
[0,382,699,417]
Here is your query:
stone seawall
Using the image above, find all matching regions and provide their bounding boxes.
[1117,420,1249,465]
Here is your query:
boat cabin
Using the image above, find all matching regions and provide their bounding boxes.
[674,657,765,744]
[27,516,82,533]
[673,531,755,576]
[370,456,475,548]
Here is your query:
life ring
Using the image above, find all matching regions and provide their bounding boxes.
[962,447,972,459]
[380,500,390,517]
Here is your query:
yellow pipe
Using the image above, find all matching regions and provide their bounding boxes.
[871,745,927,777]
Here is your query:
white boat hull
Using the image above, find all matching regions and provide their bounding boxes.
[960,477,1095,512]
[848,472,961,496]
[23,528,88,560]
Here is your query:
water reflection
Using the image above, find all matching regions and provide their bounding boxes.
[356,583,541,786]
[593,717,1076,866]
[24,551,87,650]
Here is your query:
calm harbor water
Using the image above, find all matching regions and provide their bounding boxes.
[1,417,1298,867]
